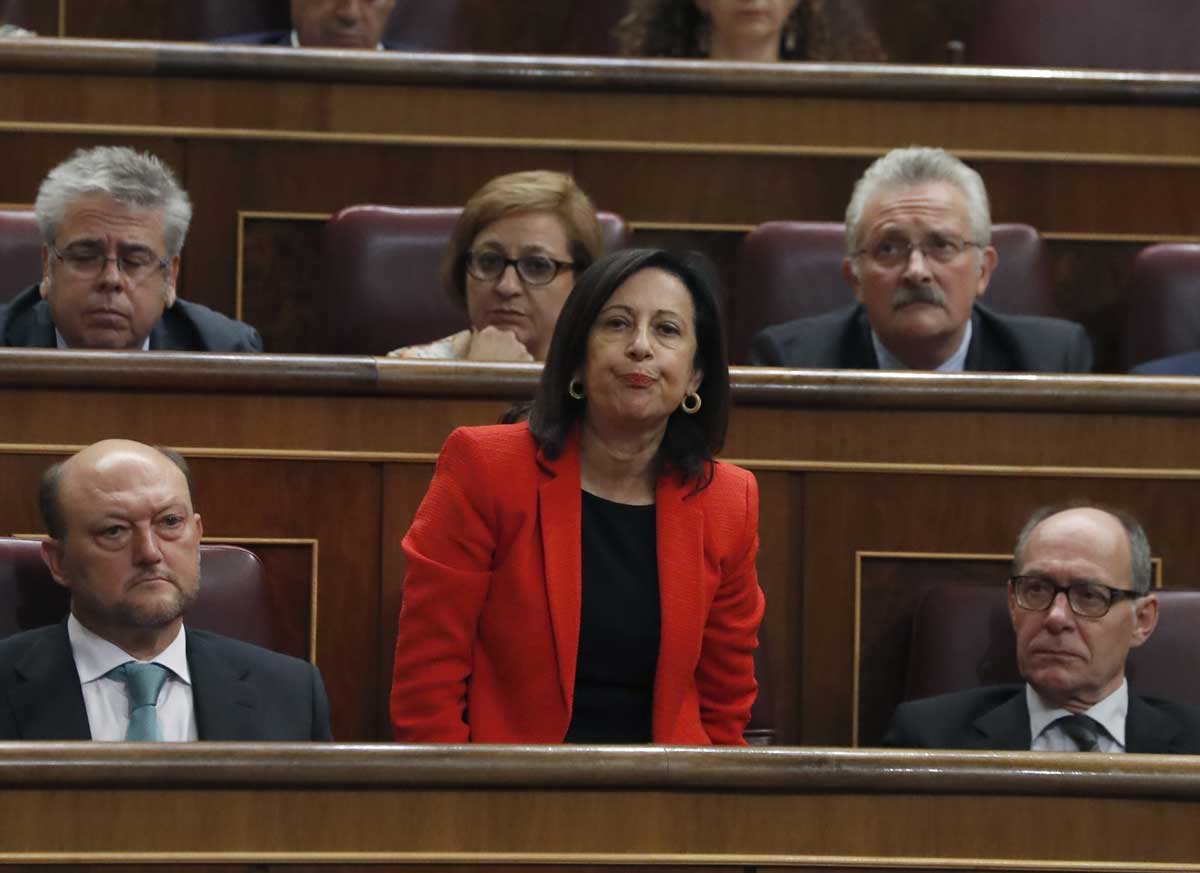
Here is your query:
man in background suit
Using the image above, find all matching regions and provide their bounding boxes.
[884,504,1200,753]
[749,147,1091,372]
[0,146,261,352]
[0,440,330,741]
[223,0,414,50]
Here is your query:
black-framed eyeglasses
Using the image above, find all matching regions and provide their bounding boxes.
[1009,574,1144,619]
[465,250,575,286]
[852,234,983,269]
[50,244,169,283]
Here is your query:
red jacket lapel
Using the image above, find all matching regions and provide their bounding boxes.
[537,435,582,714]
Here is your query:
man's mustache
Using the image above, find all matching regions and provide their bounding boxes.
[891,283,947,310]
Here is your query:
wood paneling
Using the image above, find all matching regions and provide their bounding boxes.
[4,745,1200,867]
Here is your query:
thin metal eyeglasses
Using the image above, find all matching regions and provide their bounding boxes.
[852,234,983,269]
[50,244,169,283]
[1009,574,1144,618]
[465,250,575,286]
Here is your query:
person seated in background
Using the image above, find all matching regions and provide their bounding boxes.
[749,146,1093,372]
[0,440,331,741]
[614,0,885,64]
[222,0,414,51]
[388,170,605,362]
[1130,349,1200,376]
[0,146,262,352]
[391,248,764,744]
[884,503,1200,753]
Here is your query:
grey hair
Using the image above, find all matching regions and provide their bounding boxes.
[1012,502,1153,596]
[34,146,192,257]
[844,146,991,255]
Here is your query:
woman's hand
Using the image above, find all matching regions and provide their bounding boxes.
[465,326,534,362]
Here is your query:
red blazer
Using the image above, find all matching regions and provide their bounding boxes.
[390,422,764,744]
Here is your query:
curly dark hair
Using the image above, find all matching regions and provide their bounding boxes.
[614,0,886,61]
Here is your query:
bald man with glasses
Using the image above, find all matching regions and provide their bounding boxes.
[883,504,1200,753]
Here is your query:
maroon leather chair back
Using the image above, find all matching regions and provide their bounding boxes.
[968,0,1200,72]
[320,205,629,355]
[731,221,1057,364]
[904,583,1200,707]
[0,538,290,655]
[165,1,289,40]
[1116,244,1200,372]
[0,209,43,304]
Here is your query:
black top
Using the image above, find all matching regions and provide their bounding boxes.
[565,491,661,743]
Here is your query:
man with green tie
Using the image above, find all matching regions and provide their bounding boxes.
[0,439,331,741]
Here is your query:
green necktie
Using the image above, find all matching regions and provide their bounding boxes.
[113,662,170,741]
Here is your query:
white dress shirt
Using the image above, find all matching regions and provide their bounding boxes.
[1027,680,1128,753]
[871,318,973,372]
[67,614,198,742]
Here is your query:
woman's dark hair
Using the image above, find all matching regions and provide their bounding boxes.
[613,0,887,62]
[529,248,730,490]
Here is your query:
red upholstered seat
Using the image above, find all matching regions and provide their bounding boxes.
[1116,244,1200,372]
[319,205,629,356]
[730,221,1056,364]
[903,583,1200,707]
[968,0,1200,72]
[0,209,42,304]
[0,537,289,654]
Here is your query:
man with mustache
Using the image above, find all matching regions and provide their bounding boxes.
[749,146,1092,372]
[0,146,262,351]
[0,440,331,741]
[883,504,1200,752]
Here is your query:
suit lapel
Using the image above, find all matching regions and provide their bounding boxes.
[972,689,1032,750]
[1125,691,1182,753]
[845,306,881,369]
[186,631,260,740]
[538,438,583,711]
[7,623,92,739]
[652,473,705,737]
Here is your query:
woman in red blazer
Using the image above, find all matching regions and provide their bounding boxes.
[391,248,764,744]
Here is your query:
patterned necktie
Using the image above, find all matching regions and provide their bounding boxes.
[112,662,170,741]
[1054,713,1102,752]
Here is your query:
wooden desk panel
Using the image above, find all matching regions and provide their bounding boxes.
[4,351,1200,744]
[2,746,1200,869]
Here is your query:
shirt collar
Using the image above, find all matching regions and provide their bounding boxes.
[67,613,191,686]
[55,328,150,351]
[871,317,973,372]
[1027,679,1128,748]
[290,29,385,50]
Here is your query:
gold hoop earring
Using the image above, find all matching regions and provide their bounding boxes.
[681,392,702,414]
[568,379,585,400]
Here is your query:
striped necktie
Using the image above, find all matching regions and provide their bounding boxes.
[1053,713,1103,752]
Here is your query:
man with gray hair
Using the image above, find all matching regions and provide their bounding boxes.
[883,503,1200,752]
[0,146,262,351]
[749,146,1091,372]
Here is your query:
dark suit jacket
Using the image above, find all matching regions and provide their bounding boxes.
[0,285,263,352]
[882,684,1200,753]
[0,622,332,740]
[217,30,420,50]
[390,422,765,744]
[749,303,1093,373]
[1130,350,1200,375]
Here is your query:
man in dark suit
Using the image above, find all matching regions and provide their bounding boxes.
[222,0,413,51]
[1130,350,1200,376]
[885,504,1200,753]
[749,147,1092,373]
[0,145,261,352]
[0,440,330,741]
